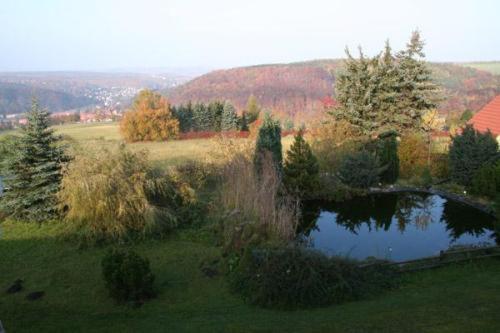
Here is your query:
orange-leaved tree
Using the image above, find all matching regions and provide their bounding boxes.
[120,90,179,142]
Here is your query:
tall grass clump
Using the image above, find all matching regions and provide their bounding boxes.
[59,144,188,243]
[217,152,299,253]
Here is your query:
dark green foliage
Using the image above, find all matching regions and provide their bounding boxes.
[101,249,155,305]
[254,114,283,176]
[0,100,67,222]
[221,101,239,131]
[377,132,399,184]
[230,247,398,309]
[449,125,498,186]
[207,101,224,131]
[283,131,320,198]
[172,102,194,132]
[470,162,500,198]
[338,150,381,188]
[240,112,249,131]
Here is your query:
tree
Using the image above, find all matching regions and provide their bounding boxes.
[283,130,320,198]
[120,90,179,142]
[421,109,440,166]
[245,95,261,124]
[331,32,441,137]
[221,101,239,131]
[0,100,67,222]
[207,101,224,131]
[460,109,473,122]
[254,114,283,176]
[338,150,381,189]
[449,124,498,186]
[172,102,194,132]
[192,103,210,131]
[240,112,249,131]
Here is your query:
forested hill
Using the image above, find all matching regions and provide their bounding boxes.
[0,82,95,115]
[168,59,500,121]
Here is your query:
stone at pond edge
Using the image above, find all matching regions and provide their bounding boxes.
[26,291,45,301]
[6,279,23,294]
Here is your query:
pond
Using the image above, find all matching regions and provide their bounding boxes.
[300,192,499,262]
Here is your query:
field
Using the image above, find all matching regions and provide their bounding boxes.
[50,122,293,167]
[1,221,500,333]
[1,122,500,332]
[461,61,500,75]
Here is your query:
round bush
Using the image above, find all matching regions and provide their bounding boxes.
[101,249,155,305]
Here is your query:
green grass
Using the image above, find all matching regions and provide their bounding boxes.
[1,221,500,333]
[461,61,500,75]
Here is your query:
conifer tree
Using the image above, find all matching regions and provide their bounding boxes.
[376,131,399,184]
[245,95,261,124]
[208,101,224,131]
[283,130,320,198]
[240,112,249,131]
[221,101,239,131]
[192,103,210,131]
[0,100,68,222]
[254,114,283,176]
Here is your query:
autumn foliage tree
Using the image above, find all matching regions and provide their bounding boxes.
[120,90,179,142]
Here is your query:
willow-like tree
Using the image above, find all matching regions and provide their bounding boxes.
[0,100,68,222]
[283,130,320,198]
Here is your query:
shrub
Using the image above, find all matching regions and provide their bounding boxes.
[120,90,179,142]
[449,125,498,186]
[283,130,320,198]
[101,249,155,305]
[470,162,500,198]
[338,150,380,189]
[58,144,187,243]
[398,132,427,179]
[430,153,449,179]
[230,246,398,309]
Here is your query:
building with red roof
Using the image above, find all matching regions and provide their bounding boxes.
[469,95,500,140]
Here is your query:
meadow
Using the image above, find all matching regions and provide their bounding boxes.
[1,122,500,332]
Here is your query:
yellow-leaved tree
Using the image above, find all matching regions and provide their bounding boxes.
[120,90,179,142]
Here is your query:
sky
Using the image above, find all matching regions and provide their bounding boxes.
[0,0,499,72]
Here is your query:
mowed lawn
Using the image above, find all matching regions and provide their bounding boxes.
[1,221,500,333]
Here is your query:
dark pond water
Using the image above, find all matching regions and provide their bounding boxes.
[300,192,499,262]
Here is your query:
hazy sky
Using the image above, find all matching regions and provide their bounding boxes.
[1,0,499,71]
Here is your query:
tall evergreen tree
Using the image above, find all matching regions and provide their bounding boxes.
[0,100,68,222]
[221,101,239,131]
[376,131,399,184]
[254,114,283,176]
[192,103,210,131]
[208,101,224,131]
[245,95,261,124]
[283,130,320,198]
[240,112,249,131]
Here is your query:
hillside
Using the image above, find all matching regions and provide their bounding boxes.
[0,82,95,116]
[461,61,500,75]
[168,60,500,121]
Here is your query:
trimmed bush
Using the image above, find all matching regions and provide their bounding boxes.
[470,162,500,198]
[376,132,399,184]
[101,249,155,305]
[230,247,398,309]
[338,150,380,189]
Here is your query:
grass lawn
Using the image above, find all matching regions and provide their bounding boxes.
[461,61,500,75]
[1,221,500,333]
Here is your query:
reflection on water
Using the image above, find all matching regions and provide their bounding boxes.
[300,192,499,262]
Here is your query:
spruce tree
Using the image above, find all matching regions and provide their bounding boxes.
[0,100,68,222]
[208,101,224,131]
[283,130,320,198]
[254,114,283,176]
[221,101,239,131]
[240,112,249,131]
[192,103,210,131]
